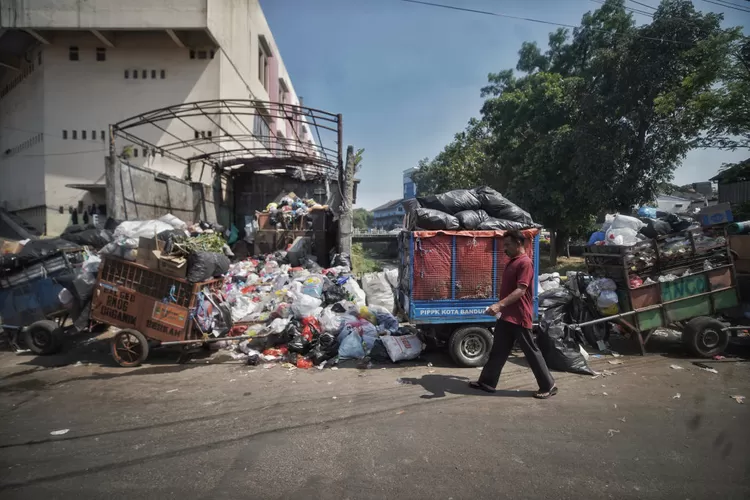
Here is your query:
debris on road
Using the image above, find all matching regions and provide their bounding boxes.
[673,393,681,399]
[607,360,624,365]
[730,395,745,404]
[607,429,620,437]
[166,389,179,393]
[670,364,685,370]
[50,429,70,436]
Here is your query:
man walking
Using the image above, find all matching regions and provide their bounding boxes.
[469,230,558,399]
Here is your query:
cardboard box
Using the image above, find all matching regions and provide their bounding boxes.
[0,240,24,255]
[699,203,733,227]
[136,237,164,269]
[730,235,750,260]
[153,251,187,279]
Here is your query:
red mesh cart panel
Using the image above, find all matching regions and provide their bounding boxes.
[455,235,495,299]
[412,234,452,300]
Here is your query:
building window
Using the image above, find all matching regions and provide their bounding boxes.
[197,50,207,60]
[69,46,79,61]
[82,130,87,140]
[38,52,42,65]
[72,130,77,140]
[141,70,147,79]
[189,50,196,59]
[210,50,215,59]
[151,70,156,79]
[194,130,200,139]
[278,79,288,107]
[207,131,213,138]
[253,114,271,149]
[160,70,165,79]
[100,130,105,141]
[142,148,148,157]
[124,69,129,79]
[62,130,68,140]
[133,148,138,158]
[91,130,96,139]
[96,47,106,61]
[133,70,138,79]
[258,37,270,90]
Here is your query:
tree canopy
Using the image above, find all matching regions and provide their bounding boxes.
[413,0,743,262]
[353,208,373,230]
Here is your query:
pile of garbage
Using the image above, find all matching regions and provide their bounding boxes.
[218,253,421,368]
[407,187,537,231]
[588,213,699,247]
[262,192,327,230]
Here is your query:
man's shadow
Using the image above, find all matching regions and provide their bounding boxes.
[398,375,536,399]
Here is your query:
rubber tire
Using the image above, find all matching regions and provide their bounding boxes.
[111,329,150,368]
[23,320,63,355]
[448,326,494,367]
[681,316,729,358]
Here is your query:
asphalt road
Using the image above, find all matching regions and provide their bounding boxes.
[0,339,749,499]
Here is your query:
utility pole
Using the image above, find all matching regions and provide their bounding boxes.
[338,145,355,256]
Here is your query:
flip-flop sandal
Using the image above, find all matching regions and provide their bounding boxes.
[533,387,558,399]
[469,381,496,393]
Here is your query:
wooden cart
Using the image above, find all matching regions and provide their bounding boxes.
[582,226,741,358]
[91,257,226,367]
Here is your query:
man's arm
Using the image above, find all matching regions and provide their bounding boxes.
[487,259,533,314]
[498,284,528,309]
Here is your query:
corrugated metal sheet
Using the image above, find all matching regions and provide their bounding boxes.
[719,182,750,204]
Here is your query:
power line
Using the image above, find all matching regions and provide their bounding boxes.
[629,0,657,10]
[17,149,106,157]
[402,0,696,46]
[698,0,750,13]
[1,125,106,145]
[590,0,654,17]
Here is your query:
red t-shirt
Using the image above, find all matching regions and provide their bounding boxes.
[499,254,534,329]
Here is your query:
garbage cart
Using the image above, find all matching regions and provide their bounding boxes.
[0,249,86,354]
[397,229,540,367]
[582,226,741,357]
[90,257,227,367]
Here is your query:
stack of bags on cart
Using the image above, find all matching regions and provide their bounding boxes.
[404,186,539,232]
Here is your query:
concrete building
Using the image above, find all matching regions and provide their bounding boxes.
[0,0,314,235]
[403,167,417,199]
[372,167,419,229]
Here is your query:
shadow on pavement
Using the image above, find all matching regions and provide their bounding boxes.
[397,374,536,399]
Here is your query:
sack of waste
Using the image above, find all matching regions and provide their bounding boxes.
[380,334,424,362]
[362,272,395,312]
[417,189,481,215]
[342,277,367,307]
[414,208,460,231]
[537,323,594,375]
[455,209,490,230]
[474,186,534,225]
[477,218,531,231]
[186,252,231,282]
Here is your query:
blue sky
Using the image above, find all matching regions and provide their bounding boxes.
[262,0,750,209]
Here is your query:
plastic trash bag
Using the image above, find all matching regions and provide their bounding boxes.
[597,290,619,309]
[381,334,424,362]
[605,227,639,246]
[338,330,366,359]
[266,317,291,334]
[309,332,339,365]
[318,306,343,333]
[300,274,325,299]
[384,268,399,289]
[186,252,231,282]
[417,189,481,215]
[455,209,490,230]
[640,218,671,239]
[414,208,460,231]
[290,292,323,319]
[587,231,605,245]
[368,304,399,333]
[301,316,322,341]
[610,214,645,232]
[477,218,530,231]
[475,186,534,224]
[362,272,395,312]
[342,278,367,307]
[60,228,113,249]
[586,278,617,297]
[288,333,312,354]
[158,213,188,231]
[114,220,175,239]
[369,339,391,362]
[537,324,594,375]
[664,213,694,233]
[539,287,573,308]
[638,206,658,218]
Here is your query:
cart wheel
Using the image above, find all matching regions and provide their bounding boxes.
[111,329,149,367]
[449,326,493,367]
[24,320,63,355]
[681,317,729,358]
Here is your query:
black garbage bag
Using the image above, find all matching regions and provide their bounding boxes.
[417,189,481,215]
[309,332,339,365]
[60,228,113,249]
[539,287,573,309]
[18,238,81,262]
[639,218,671,239]
[324,284,349,305]
[288,333,312,354]
[455,209,490,230]
[475,186,534,225]
[477,218,531,231]
[537,324,594,375]
[414,208,460,231]
[331,252,352,269]
[186,252,231,283]
[104,217,123,231]
[157,229,188,254]
[664,213,694,233]
[369,339,391,362]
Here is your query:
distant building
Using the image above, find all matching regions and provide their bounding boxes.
[371,167,418,229]
[403,167,417,199]
[711,160,750,205]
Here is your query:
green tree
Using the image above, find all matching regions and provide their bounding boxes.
[353,208,373,230]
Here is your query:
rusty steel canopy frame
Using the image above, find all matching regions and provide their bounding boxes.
[111,99,343,181]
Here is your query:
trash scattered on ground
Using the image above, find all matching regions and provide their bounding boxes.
[50,429,70,436]
[713,355,726,360]
[669,364,684,370]
[697,365,719,374]
[730,395,745,404]
[600,370,617,377]
[607,360,623,365]
[166,389,179,393]
[607,429,620,437]
[618,417,626,422]
[673,393,681,399]
[602,392,609,396]
[396,410,405,415]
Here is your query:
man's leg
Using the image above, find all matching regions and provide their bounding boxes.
[477,320,516,389]
[516,327,556,392]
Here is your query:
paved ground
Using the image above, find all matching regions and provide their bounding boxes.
[0,334,749,499]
